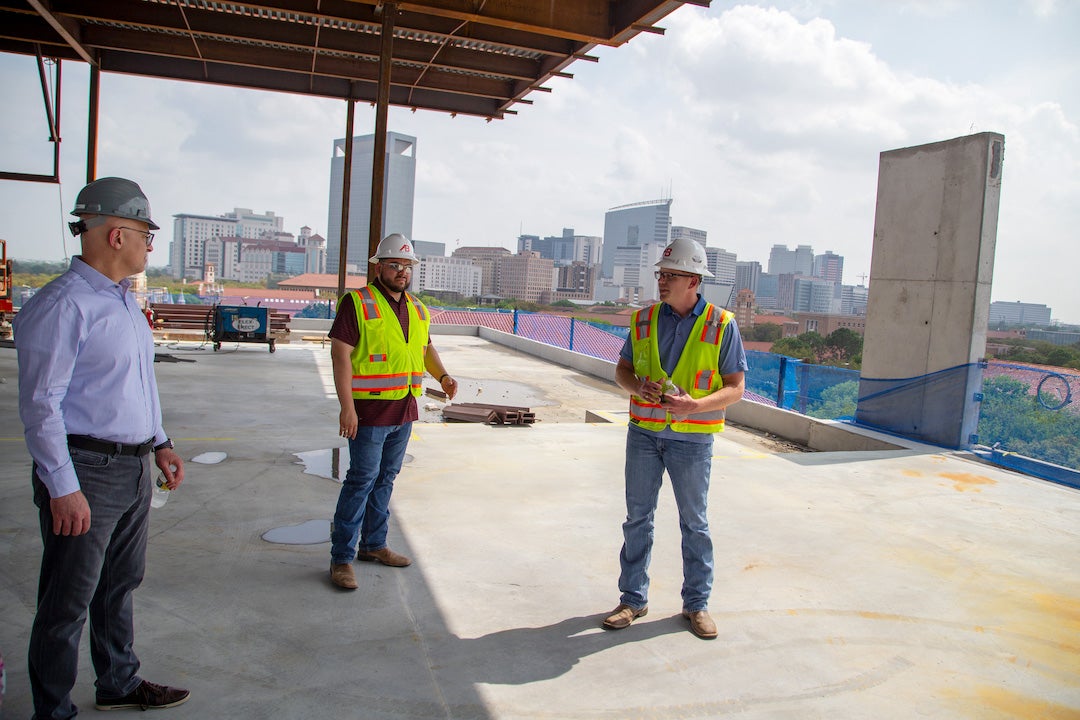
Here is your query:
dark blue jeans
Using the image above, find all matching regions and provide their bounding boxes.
[29,448,151,720]
[330,422,412,565]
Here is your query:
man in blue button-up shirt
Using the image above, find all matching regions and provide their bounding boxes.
[15,177,191,717]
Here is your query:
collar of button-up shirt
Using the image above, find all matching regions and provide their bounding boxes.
[656,294,708,375]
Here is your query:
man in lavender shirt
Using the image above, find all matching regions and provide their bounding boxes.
[15,177,189,718]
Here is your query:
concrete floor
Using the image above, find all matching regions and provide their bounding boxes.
[1,335,1078,719]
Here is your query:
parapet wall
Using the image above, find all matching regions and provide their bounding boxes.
[467,326,915,453]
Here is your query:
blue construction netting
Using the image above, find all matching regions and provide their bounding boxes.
[430,308,627,362]
[977,361,1080,478]
[744,350,859,418]
[425,307,1080,486]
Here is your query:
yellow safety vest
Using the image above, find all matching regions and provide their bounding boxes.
[343,286,430,400]
[628,302,733,433]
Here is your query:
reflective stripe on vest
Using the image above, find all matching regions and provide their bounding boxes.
[351,371,424,394]
[344,287,429,400]
[628,302,731,434]
[356,286,382,321]
[634,305,655,341]
[700,305,725,345]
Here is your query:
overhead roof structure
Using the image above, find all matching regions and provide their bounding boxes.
[0,0,708,120]
[0,0,710,292]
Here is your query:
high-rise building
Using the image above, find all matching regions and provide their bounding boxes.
[602,199,672,278]
[554,261,598,301]
[813,250,844,284]
[704,247,737,285]
[519,228,594,267]
[840,284,869,316]
[736,260,762,294]
[170,208,283,279]
[767,244,813,276]
[412,240,446,259]
[571,233,602,266]
[671,225,707,246]
[988,301,1052,327]
[453,246,511,296]
[326,132,416,274]
[414,256,481,297]
[613,241,665,304]
[497,251,555,303]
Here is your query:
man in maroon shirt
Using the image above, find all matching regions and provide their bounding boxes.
[328,234,458,590]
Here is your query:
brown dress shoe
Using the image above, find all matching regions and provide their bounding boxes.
[330,562,358,589]
[96,680,190,710]
[682,609,718,639]
[602,603,648,629]
[357,547,412,567]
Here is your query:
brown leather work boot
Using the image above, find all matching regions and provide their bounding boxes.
[330,563,358,589]
[602,603,648,629]
[682,609,718,639]
[357,547,412,567]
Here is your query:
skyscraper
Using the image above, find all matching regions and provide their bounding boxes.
[326,132,416,274]
[704,247,737,285]
[767,244,814,276]
[736,260,762,294]
[602,199,672,278]
[813,250,844,284]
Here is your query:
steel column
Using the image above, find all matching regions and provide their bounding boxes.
[367,2,396,264]
[336,97,356,298]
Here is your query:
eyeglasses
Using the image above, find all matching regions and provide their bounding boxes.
[382,261,414,273]
[118,226,155,247]
[654,270,695,281]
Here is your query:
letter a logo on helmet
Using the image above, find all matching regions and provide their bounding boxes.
[369,232,420,263]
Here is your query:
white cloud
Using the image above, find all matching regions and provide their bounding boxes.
[0,2,1077,321]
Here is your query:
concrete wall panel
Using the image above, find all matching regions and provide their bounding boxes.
[857,133,1004,448]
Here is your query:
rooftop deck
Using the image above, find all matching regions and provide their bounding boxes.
[1,333,1077,718]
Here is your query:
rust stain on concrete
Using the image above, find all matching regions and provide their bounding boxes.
[939,471,997,492]
[952,685,1080,719]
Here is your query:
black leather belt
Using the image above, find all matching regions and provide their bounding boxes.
[68,434,155,457]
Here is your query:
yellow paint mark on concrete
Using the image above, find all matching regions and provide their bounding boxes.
[902,469,923,477]
[1033,592,1080,634]
[939,471,997,492]
[973,685,1080,719]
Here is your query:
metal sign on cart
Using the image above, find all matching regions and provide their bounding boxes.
[212,305,275,352]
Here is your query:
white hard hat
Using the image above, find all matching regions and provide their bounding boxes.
[369,233,420,263]
[656,237,714,278]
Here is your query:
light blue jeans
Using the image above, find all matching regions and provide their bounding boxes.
[330,422,412,565]
[618,428,714,612]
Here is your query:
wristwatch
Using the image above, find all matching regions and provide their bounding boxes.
[154,439,174,452]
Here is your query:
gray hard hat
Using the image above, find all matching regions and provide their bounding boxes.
[70,177,159,231]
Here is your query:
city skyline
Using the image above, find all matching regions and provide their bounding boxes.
[0,2,1077,321]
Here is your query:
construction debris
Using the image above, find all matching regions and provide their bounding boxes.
[442,402,536,426]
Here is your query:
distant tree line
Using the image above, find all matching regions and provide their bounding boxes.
[988,338,1080,370]
[769,328,864,370]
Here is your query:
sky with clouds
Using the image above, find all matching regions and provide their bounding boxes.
[1,1,1077,322]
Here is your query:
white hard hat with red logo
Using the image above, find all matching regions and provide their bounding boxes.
[369,233,420,264]
[655,237,714,277]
